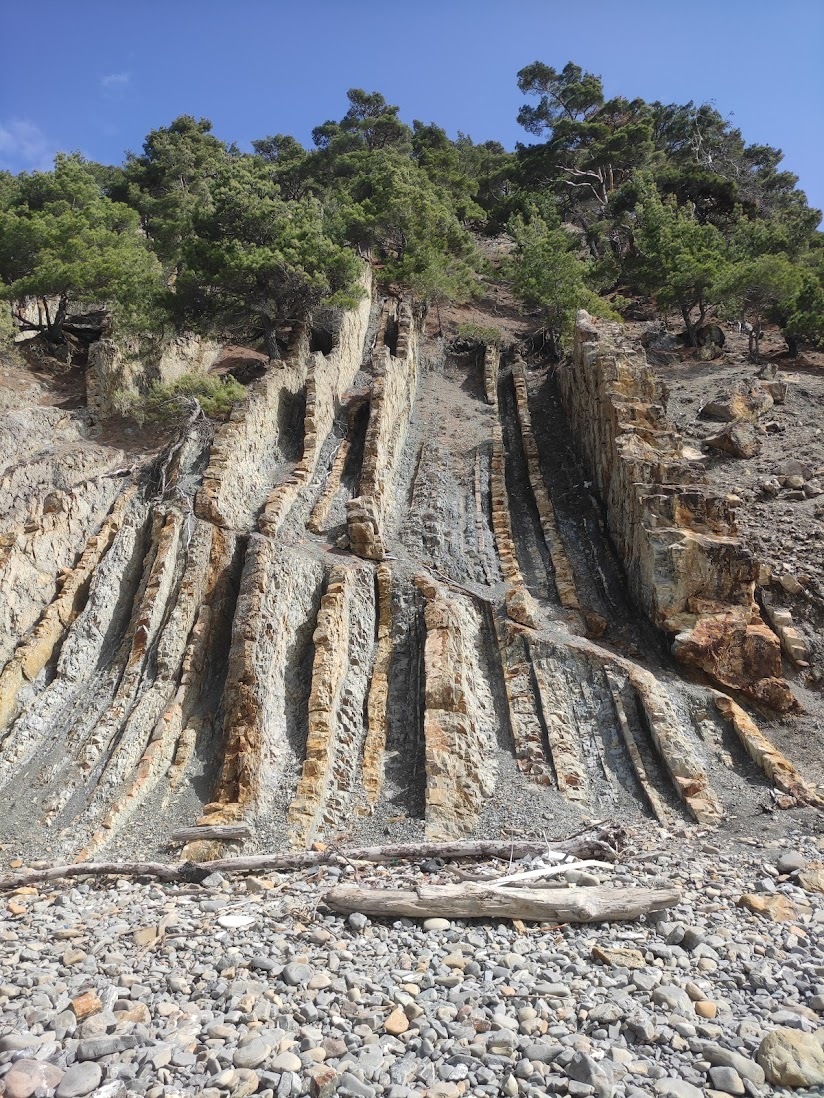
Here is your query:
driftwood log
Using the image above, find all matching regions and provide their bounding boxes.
[325,882,681,923]
[0,827,623,892]
[169,825,252,844]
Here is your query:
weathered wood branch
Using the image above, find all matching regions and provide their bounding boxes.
[324,882,681,923]
[0,827,624,892]
[169,825,252,844]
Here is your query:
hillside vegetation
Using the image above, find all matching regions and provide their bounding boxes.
[1,62,822,363]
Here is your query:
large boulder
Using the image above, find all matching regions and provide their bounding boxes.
[757,1027,824,1087]
[705,421,761,459]
[699,382,773,422]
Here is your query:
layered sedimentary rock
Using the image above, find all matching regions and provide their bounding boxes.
[511,359,583,625]
[206,537,325,824]
[87,332,223,417]
[560,312,793,710]
[260,272,372,534]
[2,282,818,864]
[416,576,497,839]
[0,404,127,665]
[483,346,499,407]
[288,562,376,846]
[489,425,539,628]
[348,303,419,559]
[201,273,371,536]
[0,489,134,734]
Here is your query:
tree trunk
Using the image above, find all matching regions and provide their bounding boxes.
[0,827,624,892]
[324,882,681,923]
[262,317,281,361]
[681,304,696,347]
[547,328,561,362]
[46,294,68,344]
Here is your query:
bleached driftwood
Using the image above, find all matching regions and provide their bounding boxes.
[169,825,252,844]
[490,859,615,888]
[0,827,623,892]
[324,881,680,923]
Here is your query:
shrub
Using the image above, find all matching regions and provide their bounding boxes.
[121,372,246,425]
[455,322,502,347]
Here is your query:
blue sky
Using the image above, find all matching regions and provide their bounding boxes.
[1,0,822,216]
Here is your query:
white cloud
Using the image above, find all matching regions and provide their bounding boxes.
[100,72,131,90]
[0,119,58,172]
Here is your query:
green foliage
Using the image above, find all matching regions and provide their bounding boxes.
[177,156,362,356]
[122,372,246,425]
[334,149,481,303]
[631,176,727,341]
[779,252,824,351]
[455,322,502,347]
[251,134,313,200]
[0,66,820,364]
[311,89,413,157]
[715,253,803,360]
[507,207,612,357]
[412,122,484,223]
[116,116,232,272]
[0,154,163,340]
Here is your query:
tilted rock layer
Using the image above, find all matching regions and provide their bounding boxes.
[0,291,816,861]
[560,311,793,710]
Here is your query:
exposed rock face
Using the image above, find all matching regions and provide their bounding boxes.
[0,400,126,667]
[416,576,497,840]
[0,290,817,862]
[347,302,419,560]
[560,311,793,711]
[87,332,223,417]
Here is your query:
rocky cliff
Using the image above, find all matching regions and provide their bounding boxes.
[560,311,793,711]
[0,293,817,863]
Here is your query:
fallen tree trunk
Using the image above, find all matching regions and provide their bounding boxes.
[0,827,623,892]
[169,825,252,844]
[324,882,681,923]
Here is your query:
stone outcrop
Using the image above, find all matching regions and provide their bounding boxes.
[288,562,376,846]
[0,488,133,734]
[416,576,497,840]
[483,345,499,407]
[762,600,811,667]
[714,694,821,806]
[362,564,393,805]
[560,312,793,710]
[196,336,310,531]
[206,538,325,824]
[511,359,583,625]
[1,278,818,864]
[87,332,223,417]
[260,271,372,534]
[0,403,127,665]
[201,271,370,536]
[492,615,554,786]
[347,303,419,559]
[489,425,539,628]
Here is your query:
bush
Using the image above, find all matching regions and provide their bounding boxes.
[455,322,502,347]
[121,373,246,425]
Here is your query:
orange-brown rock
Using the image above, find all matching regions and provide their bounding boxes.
[560,312,793,710]
[416,576,497,839]
[738,893,801,922]
[71,990,102,1020]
